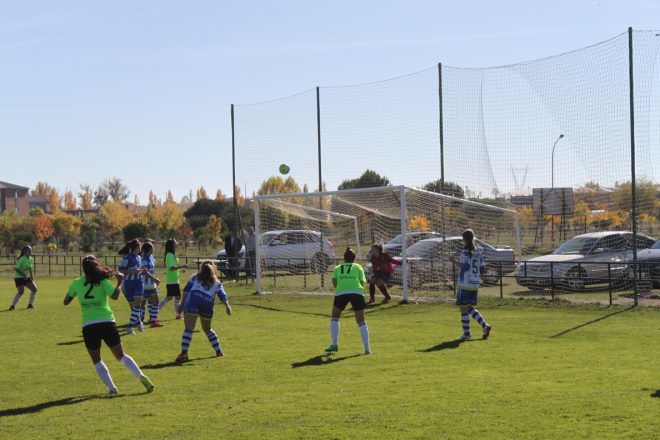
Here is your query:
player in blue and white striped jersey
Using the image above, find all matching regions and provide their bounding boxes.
[175,260,232,363]
[117,239,145,335]
[140,241,163,327]
[448,229,492,340]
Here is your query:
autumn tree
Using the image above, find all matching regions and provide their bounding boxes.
[409,215,430,232]
[98,200,134,243]
[158,200,186,238]
[32,214,55,242]
[206,214,222,245]
[31,182,54,197]
[258,176,302,195]
[148,190,159,207]
[48,188,60,212]
[196,186,209,200]
[79,184,94,210]
[101,177,130,202]
[63,191,77,210]
[51,211,82,250]
[165,190,175,204]
[234,186,245,205]
[215,189,226,201]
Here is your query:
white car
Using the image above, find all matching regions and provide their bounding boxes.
[217,230,335,275]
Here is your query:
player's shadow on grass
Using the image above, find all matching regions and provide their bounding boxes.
[237,303,328,318]
[56,339,85,346]
[418,339,468,352]
[550,306,634,338]
[141,354,218,370]
[291,354,361,368]
[651,389,660,398]
[0,394,129,418]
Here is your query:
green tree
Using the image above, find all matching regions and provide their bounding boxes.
[123,222,150,241]
[422,179,465,199]
[612,180,659,216]
[80,216,99,252]
[338,170,390,190]
[51,211,81,250]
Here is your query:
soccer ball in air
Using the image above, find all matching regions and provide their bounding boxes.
[279,164,290,175]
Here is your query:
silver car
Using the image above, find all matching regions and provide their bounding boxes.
[217,230,335,275]
[515,231,656,291]
[365,236,516,289]
[383,231,442,256]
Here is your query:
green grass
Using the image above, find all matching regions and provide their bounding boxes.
[1,278,659,439]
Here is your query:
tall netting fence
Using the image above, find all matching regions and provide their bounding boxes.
[235,30,660,303]
[255,187,521,302]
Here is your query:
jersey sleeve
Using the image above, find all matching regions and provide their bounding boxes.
[66,280,79,298]
[118,256,128,270]
[183,275,195,293]
[215,283,228,302]
[100,279,116,297]
[358,265,366,284]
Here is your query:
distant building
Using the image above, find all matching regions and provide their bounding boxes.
[29,196,49,212]
[508,195,533,208]
[0,181,30,216]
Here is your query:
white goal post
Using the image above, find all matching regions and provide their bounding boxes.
[254,185,522,302]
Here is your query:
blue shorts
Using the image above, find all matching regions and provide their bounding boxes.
[144,287,159,296]
[123,279,144,302]
[183,291,215,319]
[455,288,478,306]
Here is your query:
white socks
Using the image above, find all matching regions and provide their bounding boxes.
[330,319,340,345]
[359,322,370,353]
[94,361,117,391]
[158,297,169,311]
[120,354,143,379]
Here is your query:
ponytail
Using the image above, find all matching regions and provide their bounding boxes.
[462,229,476,255]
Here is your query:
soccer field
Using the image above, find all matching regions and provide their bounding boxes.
[1,277,658,440]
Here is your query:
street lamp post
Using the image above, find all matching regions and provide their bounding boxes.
[551,134,565,242]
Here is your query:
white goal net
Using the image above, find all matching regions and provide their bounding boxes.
[255,186,522,301]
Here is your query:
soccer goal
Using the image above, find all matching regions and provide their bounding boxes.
[255,186,522,302]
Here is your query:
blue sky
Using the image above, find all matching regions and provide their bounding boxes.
[1,0,658,203]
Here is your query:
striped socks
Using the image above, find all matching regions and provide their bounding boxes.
[181,330,193,354]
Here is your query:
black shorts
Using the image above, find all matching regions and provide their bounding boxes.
[14,277,33,287]
[333,293,367,312]
[166,283,181,298]
[373,271,391,282]
[82,322,121,350]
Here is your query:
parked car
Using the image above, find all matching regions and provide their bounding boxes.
[515,231,656,291]
[216,230,334,276]
[634,239,660,288]
[383,232,442,256]
[365,236,516,289]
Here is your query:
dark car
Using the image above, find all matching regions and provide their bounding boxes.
[383,232,442,256]
[365,236,516,289]
[635,239,660,288]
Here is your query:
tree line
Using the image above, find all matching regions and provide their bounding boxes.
[1,172,657,254]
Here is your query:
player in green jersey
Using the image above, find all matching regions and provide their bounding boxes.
[63,256,154,395]
[158,238,188,320]
[9,245,38,310]
[325,247,371,354]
